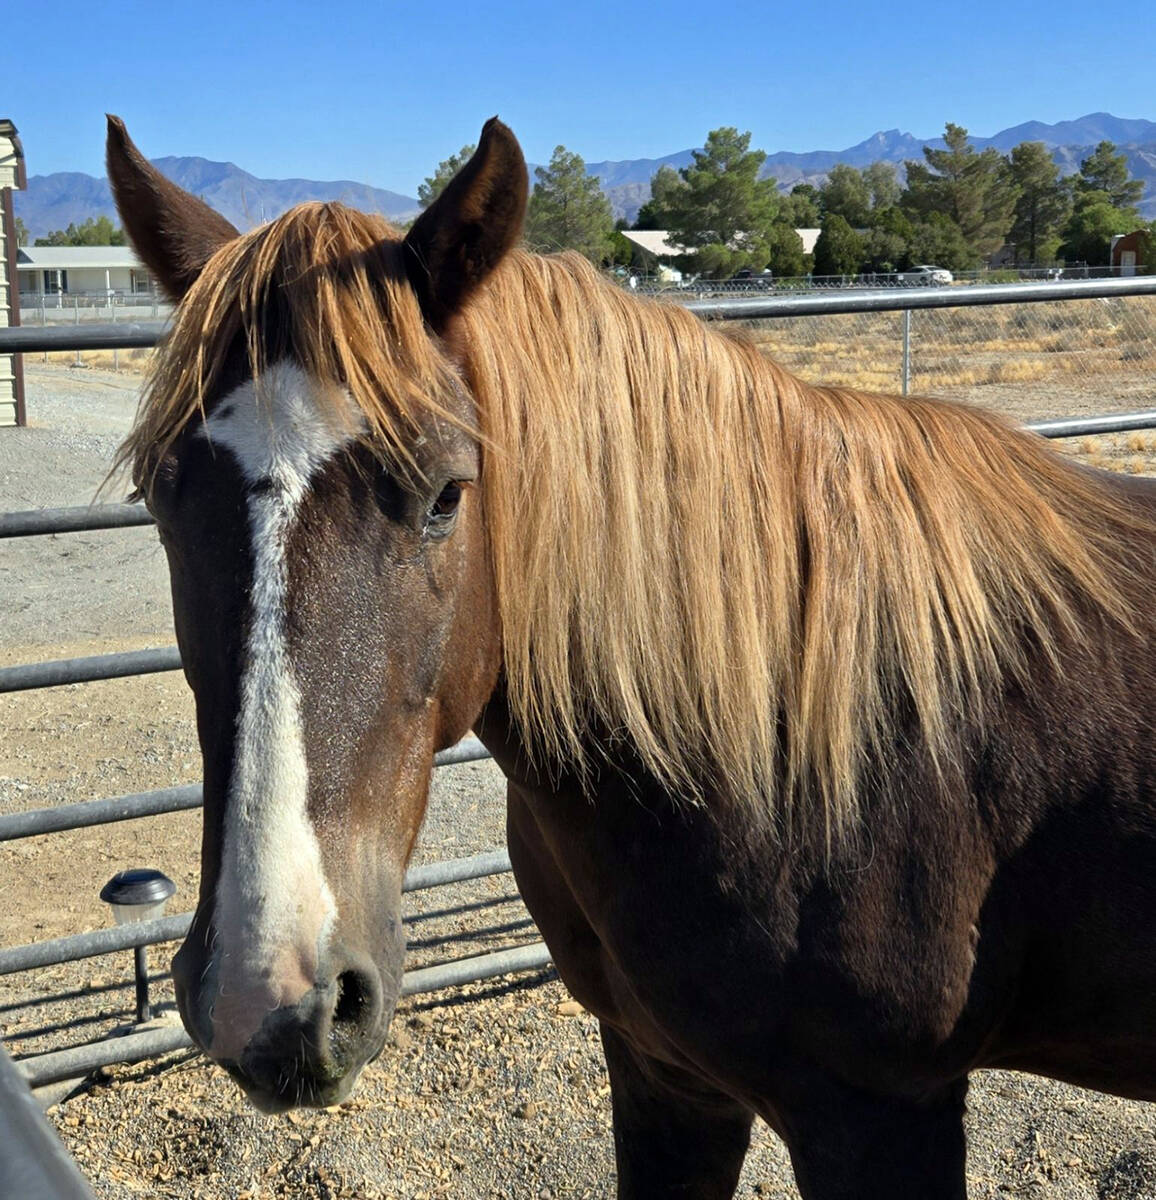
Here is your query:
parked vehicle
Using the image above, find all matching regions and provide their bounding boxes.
[730,267,774,290]
[898,264,953,286]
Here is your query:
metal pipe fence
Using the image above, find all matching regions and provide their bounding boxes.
[630,264,1151,299]
[0,738,491,842]
[2,274,1154,1089]
[0,845,514,978]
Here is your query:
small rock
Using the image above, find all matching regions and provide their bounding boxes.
[514,1101,540,1119]
[555,1000,584,1017]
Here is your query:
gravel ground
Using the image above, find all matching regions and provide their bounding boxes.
[3,362,1156,1198]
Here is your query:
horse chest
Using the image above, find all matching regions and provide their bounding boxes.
[501,766,994,1099]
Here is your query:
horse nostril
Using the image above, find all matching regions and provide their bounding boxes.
[333,969,372,1028]
[327,967,379,1078]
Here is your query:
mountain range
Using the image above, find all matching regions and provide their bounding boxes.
[14,112,1156,239]
[15,157,420,240]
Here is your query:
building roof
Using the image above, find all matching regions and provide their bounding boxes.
[621,230,687,259]
[623,228,823,260]
[16,246,143,271]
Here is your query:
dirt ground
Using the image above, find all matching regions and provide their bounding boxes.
[3,359,1156,1198]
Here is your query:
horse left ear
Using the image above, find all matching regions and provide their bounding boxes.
[403,118,528,331]
[106,115,239,301]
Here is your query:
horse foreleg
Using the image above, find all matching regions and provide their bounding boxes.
[783,1076,969,1200]
[600,1022,754,1199]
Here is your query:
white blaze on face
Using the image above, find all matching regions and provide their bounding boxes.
[199,362,362,1061]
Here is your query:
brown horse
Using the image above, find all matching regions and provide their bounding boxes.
[106,114,1156,1198]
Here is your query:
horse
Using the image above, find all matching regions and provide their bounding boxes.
[105,113,1156,1198]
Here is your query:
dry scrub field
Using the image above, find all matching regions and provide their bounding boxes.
[3,302,1156,1200]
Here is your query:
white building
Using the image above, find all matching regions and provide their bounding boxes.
[621,228,821,280]
[16,245,152,300]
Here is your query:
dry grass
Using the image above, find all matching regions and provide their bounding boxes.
[1060,433,1156,477]
[39,349,154,373]
[741,295,1156,398]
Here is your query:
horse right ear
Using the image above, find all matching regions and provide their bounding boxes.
[106,115,239,301]
[403,118,528,332]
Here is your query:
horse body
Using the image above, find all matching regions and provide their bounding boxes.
[104,115,1156,1196]
[484,562,1156,1194]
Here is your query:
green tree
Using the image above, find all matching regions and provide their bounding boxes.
[781,187,820,228]
[606,229,636,267]
[821,164,871,228]
[788,183,822,226]
[1139,226,1156,271]
[863,162,901,212]
[13,215,29,246]
[908,212,973,272]
[763,224,807,277]
[903,123,1016,262]
[1058,192,1135,264]
[861,205,915,273]
[860,228,908,273]
[643,128,781,275]
[812,214,864,276]
[634,165,683,230]
[417,144,476,210]
[1072,141,1144,215]
[1006,142,1070,263]
[34,215,126,246]
[524,145,615,263]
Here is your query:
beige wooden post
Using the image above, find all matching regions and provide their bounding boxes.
[0,119,27,426]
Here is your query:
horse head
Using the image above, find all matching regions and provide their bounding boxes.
[107,115,524,1110]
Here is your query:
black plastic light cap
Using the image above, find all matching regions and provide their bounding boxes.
[100,868,177,907]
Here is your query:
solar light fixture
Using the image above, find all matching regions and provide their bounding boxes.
[99,868,176,1023]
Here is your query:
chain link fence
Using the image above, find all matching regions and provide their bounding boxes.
[739,293,1156,475]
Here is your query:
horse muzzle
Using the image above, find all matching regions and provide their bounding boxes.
[172,915,401,1112]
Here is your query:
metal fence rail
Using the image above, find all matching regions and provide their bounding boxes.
[0,737,492,842]
[18,941,554,1089]
[0,321,166,353]
[3,277,1156,358]
[0,845,514,977]
[0,503,153,537]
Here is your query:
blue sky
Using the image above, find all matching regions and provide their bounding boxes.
[9,0,1154,197]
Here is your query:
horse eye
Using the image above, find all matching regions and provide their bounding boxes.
[425,481,462,534]
[142,453,181,514]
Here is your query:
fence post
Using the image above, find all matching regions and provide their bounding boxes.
[111,299,118,371]
[73,300,81,369]
[901,308,911,396]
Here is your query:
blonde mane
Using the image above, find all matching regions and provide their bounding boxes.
[121,203,1151,839]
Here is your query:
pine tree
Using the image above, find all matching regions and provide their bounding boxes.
[418,145,476,210]
[1073,142,1144,215]
[524,146,615,263]
[1006,142,1070,263]
[903,124,1016,262]
[640,128,781,277]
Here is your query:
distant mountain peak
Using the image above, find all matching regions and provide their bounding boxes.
[15,154,420,241]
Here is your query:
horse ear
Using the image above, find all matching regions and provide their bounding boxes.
[403,118,527,331]
[106,115,239,301]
